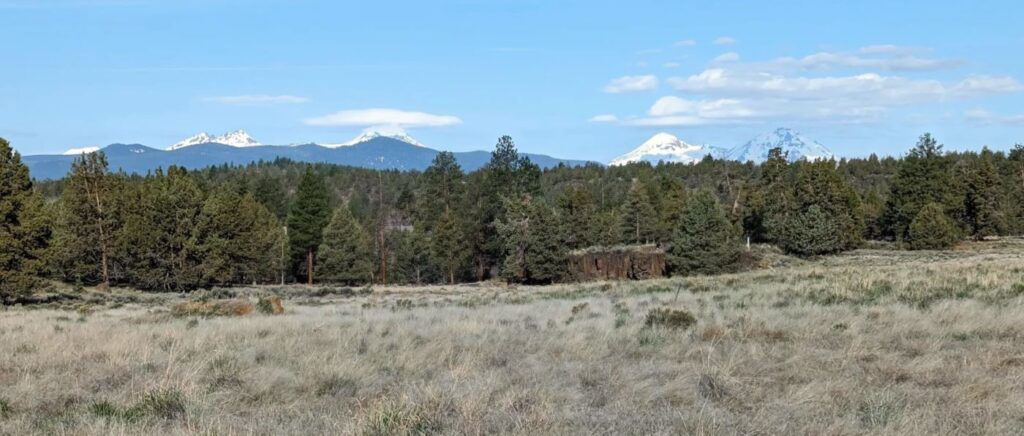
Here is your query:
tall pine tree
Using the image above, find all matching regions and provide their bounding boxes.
[287,167,331,284]
[317,205,373,285]
[669,190,741,275]
[55,152,123,288]
[0,138,50,300]
[620,178,657,244]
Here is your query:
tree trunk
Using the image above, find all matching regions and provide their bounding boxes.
[307,248,313,285]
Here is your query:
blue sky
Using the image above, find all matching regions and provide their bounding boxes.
[3,0,1023,161]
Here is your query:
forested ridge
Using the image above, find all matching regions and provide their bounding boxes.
[3,133,1024,297]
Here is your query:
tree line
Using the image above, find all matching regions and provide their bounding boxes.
[2,133,1023,299]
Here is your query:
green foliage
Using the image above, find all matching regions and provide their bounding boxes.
[287,167,331,283]
[619,178,657,244]
[771,160,864,255]
[195,189,285,286]
[0,137,50,300]
[884,134,957,240]
[497,196,565,284]
[317,205,374,285]
[431,208,466,284]
[51,151,125,287]
[960,152,1003,240]
[776,205,840,256]
[557,184,596,249]
[908,202,960,250]
[669,190,741,275]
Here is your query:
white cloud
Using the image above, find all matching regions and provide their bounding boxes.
[965,108,1024,124]
[663,62,681,68]
[603,75,658,93]
[769,51,963,72]
[588,114,618,123]
[712,52,740,63]
[674,39,697,47]
[304,108,462,127]
[204,95,309,105]
[858,44,919,55]
[714,36,737,45]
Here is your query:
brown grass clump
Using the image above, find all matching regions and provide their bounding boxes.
[171,299,255,317]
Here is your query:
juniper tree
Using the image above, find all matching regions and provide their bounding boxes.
[908,202,960,250]
[195,189,285,286]
[961,152,1003,240]
[497,196,564,284]
[287,167,331,284]
[317,205,373,285]
[0,138,50,300]
[884,133,956,240]
[669,190,740,275]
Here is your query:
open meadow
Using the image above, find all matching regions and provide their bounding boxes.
[3,240,1024,435]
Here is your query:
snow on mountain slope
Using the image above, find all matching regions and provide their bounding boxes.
[724,128,833,163]
[62,146,100,155]
[318,126,426,148]
[609,132,717,166]
[168,130,261,150]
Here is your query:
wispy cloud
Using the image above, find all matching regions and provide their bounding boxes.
[965,108,1024,124]
[674,39,697,47]
[304,108,462,127]
[712,52,740,63]
[204,95,309,105]
[714,36,737,45]
[603,75,658,93]
[588,114,618,123]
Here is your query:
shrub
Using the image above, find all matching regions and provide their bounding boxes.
[171,299,254,317]
[908,203,960,250]
[256,295,284,315]
[644,307,696,330]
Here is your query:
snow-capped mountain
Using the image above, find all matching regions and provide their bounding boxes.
[62,146,100,155]
[168,130,261,150]
[319,127,426,148]
[610,132,718,166]
[723,128,833,163]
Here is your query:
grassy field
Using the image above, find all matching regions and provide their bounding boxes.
[2,240,1024,435]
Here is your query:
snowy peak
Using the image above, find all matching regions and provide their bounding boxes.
[319,127,426,148]
[62,146,100,155]
[168,130,261,150]
[724,128,833,163]
[610,132,716,166]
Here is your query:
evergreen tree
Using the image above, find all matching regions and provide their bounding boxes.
[669,190,741,275]
[497,196,564,284]
[961,152,1003,240]
[119,166,204,291]
[772,159,864,255]
[415,151,465,229]
[620,178,657,244]
[55,152,123,287]
[317,205,373,285]
[589,209,623,247]
[744,147,791,243]
[884,133,955,240]
[432,208,466,284]
[556,184,595,249]
[395,226,434,285]
[908,202,960,250]
[0,138,50,300]
[195,189,286,286]
[253,175,289,220]
[655,176,687,244]
[287,167,331,284]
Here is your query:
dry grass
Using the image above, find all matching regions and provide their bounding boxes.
[2,239,1024,434]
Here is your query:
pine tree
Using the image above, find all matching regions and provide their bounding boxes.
[777,205,840,255]
[415,151,465,230]
[0,138,50,300]
[772,159,864,255]
[908,202,960,250]
[745,147,791,243]
[395,226,433,285]
[669,190,740,275]
[556,184,596,249]
[620,178,657,244]
[55,152,123,287]
[287,167,331,284]
[432,208,466,284]
[589,209,623,247]
[961,153,1003,240]
[317,205,373,285]
[884,133,955,240]
[655,177,687,244]
[253,175,289,220]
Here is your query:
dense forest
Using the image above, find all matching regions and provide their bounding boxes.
[2,134,1023,298]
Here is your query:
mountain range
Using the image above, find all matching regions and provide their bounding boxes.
[610,128,834,166]
[23,130,591,180]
